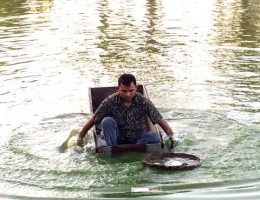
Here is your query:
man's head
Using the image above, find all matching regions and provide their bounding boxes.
[118,74,137,102]
[118,73,136,86]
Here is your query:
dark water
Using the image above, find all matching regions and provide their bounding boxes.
[0,0,259,199]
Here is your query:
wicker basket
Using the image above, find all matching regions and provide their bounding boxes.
[143,153,202,170]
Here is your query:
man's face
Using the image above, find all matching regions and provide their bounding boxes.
[118,82,137,102]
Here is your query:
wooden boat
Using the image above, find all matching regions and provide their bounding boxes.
[89,85,165,154]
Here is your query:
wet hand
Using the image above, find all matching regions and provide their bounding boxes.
[167,131,174,138]
[76,138,84,147]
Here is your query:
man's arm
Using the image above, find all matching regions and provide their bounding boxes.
[158,118,174,137]
[78,116,95,139]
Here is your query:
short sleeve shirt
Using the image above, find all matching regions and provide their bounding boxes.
[93,92,162,142]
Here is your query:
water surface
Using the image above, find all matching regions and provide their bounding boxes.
[0,0,259,199]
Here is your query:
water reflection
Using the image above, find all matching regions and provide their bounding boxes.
[0,0,53,17]
[140,0,166,54]
[209,0,260,117]
[213,0,260,47]
[25,0,53,13]
[240,0,260,48]
[94,0,175,87]
[0,0,260,198]
[0,0,27,17]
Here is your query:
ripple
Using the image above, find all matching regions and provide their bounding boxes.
[1,0,259,198]
[0,110,259,198]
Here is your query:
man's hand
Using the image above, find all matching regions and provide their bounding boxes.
[76,138,84,147]
[158,119,174,138]
[167,131,174,138]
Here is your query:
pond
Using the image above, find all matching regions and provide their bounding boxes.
[0,0,259,199]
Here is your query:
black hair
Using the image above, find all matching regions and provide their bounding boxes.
[118,74,136,86]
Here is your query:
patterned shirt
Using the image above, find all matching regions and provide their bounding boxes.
[93,92,162,143]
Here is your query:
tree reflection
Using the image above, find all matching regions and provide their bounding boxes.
[95,0,174,88]
[210,0,260,113]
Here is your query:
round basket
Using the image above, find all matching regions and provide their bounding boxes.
[143,153,202,170]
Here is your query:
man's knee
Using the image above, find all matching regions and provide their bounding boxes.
[101,117,117,129]
[149,131,160,142]
[101,117,118,146]
[144,131,160,143]
[101,117,116,127]
[136,131,160,144]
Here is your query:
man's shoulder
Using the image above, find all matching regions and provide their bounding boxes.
[97,92,119,109]
[135,92,150,103]
[105,92,119,102]
[135,92,144,98]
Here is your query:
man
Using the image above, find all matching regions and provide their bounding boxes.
[76,73,174,147]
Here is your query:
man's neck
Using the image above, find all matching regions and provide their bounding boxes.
[124,100,132,107]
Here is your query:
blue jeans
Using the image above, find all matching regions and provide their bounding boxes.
[101,117,160,146]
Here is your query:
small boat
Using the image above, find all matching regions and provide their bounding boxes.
[89,85,165,154]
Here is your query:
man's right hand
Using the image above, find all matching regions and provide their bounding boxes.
[76,138,84,147]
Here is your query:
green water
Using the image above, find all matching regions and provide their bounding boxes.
[0,0,259,199]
